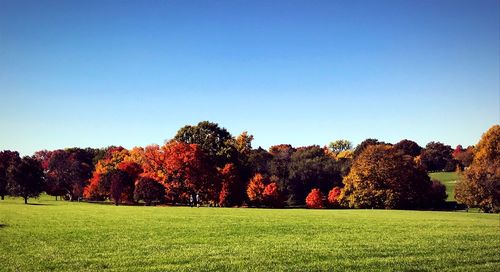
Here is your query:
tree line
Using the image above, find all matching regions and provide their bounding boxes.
[0,121,497,212]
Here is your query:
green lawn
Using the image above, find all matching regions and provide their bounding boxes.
[1,197,499,271]
[430,172,460,201]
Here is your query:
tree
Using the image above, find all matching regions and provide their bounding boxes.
[455,125,499,212]
[84,147,130,200]
[420,142,455,171]
[263,182,281,207]
[39,148,94,201]
[247,173,266,205]
[161,141,217,204]
[7,156,45,204]
[102,169,134,205]
[394,139,422,157]
[339,145,442,209]
[218,163,242,207]
[0,150,20,200]
[428,179,447,208]
[353,138,387,158]
[305,188,323,209]
[453,145,474,169]
[248,147,272,176]
[134,177,165,205]
[287,146,342,206]
[327,186,342,207]
[329,140,352,153]
[174,121,236,167]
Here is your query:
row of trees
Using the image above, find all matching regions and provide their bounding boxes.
[0,122,497,212]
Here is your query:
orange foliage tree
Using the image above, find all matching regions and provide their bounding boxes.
[263,182,281,207]
[218,163,240,207]
[455,125,499,212]
[247,173,266,205]
[305,188,323,208]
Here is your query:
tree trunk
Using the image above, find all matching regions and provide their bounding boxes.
[1,195,4,200]
[24,197,28,204]
[55,196,58,201]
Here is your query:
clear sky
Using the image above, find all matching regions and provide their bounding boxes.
[1,0,499,155]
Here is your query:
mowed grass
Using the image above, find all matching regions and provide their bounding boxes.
[430,172,459,201]
[1,197,499,272]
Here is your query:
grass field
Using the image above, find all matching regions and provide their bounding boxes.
[429,172,459,201]
[1,196,499,271]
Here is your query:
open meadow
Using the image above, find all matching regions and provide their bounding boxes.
[1,196,498,272]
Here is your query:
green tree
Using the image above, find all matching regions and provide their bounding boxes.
[174,121,236,167]
[328,140,352,153]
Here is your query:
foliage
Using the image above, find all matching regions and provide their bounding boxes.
[394,139,423,157]
[247,173,266,205]
[353,138,387,158]
[218,163,242,207]
[287,145,341,206]
[134,177,165,205]
[263,182,281,207]
[174,121,236,167]
[305,188,323,208]
[36,148,94,200]
[339,145,442,209]
[420,142,455,171]
[327,186,342,207]
[6,156,45,204]
[0,150,20,200]
[328,140,352,153]
[455,125,499,212]
[452,145,474,169]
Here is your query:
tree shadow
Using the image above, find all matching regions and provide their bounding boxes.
[0,224,7,228]
[26,203,51,206]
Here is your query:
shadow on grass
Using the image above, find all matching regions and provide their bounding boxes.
[26,203,51,206]
[0,224,7,228]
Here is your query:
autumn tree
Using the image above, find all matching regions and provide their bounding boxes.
[339,145,444,209]
[287,146,342,206]
[455,125,499,212]
[134,177,165,205]
[39,148,94,201]
[101,169,134,205]
[327,186,342,207]
[353,138,388,158]
[394,139,422,157]
[161,141,217,204]
[453,145,474,169]
[305,188,323,209]
[263,182,281,207]
[7,156,45,204]
[0,150,20,200]
[420,142,455,171]
[174,121,236,167]
[218,163,242,207]
[247,173,266,205]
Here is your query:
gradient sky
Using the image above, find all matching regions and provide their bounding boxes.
[1,0,499,155]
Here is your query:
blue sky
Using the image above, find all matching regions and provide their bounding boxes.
[1,0,499,155]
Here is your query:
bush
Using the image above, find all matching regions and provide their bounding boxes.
[305,188,323,209]
[327,187,342,207]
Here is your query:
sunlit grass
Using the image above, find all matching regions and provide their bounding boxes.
[1,196,498,271]
[429,171,459,201]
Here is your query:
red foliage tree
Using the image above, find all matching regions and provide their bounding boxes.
[218,163,240,207]
[327,186,342,207]
[305,188,324,209]
[263,182,281,207]
[134,177,165,205]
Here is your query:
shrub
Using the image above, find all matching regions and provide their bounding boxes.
[327,187,342,207]
[305,188,323,209]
